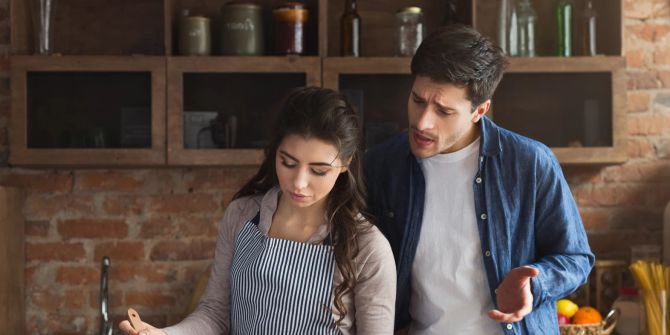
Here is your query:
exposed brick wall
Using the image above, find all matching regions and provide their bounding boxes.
[0,0,668,334]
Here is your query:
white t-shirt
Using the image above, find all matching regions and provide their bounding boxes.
[409,137,501,335]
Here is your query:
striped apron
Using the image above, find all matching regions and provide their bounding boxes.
[230,212,341,334]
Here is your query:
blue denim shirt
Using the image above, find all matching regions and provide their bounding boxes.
[364,116,595,334]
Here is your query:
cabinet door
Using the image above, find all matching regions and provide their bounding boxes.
[10,56,166,166]
[167,56,320,166]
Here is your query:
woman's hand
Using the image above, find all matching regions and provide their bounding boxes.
[118,320,167,335]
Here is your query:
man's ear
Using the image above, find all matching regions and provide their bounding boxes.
[471,99,491,123]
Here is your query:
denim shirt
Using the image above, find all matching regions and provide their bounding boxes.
[363,116,595,334]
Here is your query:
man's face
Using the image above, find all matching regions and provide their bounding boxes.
[407,76,489,158]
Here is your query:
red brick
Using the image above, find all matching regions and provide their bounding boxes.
[139,218,177,238]
[627,71,660,90]
[625,49,646,69]
[659,71,670,88]
[25,220,50,237]
[149,194,218,214]
[58,219,127,239]
[126,291,175,307]
[589,186,644,206]
[654,48,670,65]
[56,266,99,285]
[579,209,610,231]
[27,314,90,335]
[626,24,670,42]
[178,217,218,237]
[75,171,144,192]
[94,241,145,262]
[64,289,88,309]
[108,263,177,283]
[0,172,72,193]
[101,195,145,216]
[30,288,62,310]
[24,194,96,220]
[628,115,670,135]
[26,242,86,262]
[624,0,653,20]
[627,138,655,158]
[603,161,670,183]
[627,92,650,114]
[562,166,603,185]
[645,185,670,206]
[184,167,256,191]
[150,240,216,261]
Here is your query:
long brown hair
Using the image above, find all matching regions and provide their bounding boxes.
[233,86,368,324]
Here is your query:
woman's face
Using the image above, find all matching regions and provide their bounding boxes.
[275,134,348,209]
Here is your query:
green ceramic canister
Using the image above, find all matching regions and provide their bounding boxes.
[179,13,212,56]
[220,2,264,55]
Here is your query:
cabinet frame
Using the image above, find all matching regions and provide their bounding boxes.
[166,56,321,166]
[10,56,167,167]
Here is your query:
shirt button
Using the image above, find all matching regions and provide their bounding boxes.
[485,250,491,257]
[475,177,482,184]
[506,324,513,330]
[481,213,487,220]
[387,211,394,218]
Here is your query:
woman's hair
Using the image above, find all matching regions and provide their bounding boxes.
[233,86,368,324]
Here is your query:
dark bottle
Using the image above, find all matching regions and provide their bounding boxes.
[442,0,458,26]
[340,0,361,57]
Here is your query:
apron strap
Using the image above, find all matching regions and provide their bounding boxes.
[251,211,333,246]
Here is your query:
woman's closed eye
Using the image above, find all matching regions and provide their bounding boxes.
[281,160,329,177]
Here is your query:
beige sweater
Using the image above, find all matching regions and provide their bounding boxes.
[163,187,396,335]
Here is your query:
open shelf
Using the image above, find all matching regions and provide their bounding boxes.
[10,56,166,166]
[166,56,320,166]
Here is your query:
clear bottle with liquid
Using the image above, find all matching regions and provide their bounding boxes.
[516,0,537,57]
[555,0,572,57]
[582,0,597,56]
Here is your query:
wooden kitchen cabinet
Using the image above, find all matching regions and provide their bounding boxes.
[9,0,626,166]
[0,187,24,335]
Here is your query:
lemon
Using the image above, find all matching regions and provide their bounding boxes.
[556,299,579,318]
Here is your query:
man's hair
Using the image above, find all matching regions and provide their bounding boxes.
[411,24,506,108]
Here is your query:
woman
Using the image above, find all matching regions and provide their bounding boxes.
[119,87,396,335]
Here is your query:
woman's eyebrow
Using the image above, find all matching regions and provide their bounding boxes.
[279,150,334,167]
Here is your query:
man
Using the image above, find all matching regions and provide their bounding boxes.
[364,25,594,334]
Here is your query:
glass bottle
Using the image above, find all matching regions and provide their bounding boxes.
[340,0,361,57]
[582,0,597,56]
[273,2,308,55]
[498,0,512,54]
[442,0,458,26]
[508,4,518,56]
[395,7,425,57]
[516,0,537,57]
[556,0,572,57]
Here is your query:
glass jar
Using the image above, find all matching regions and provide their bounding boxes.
[220,1,264,55]
[612,287,642,335]
[395,6,425,57]
[516,0,537,57]
[273,2,308,55]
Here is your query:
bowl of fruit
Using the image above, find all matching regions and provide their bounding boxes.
[557,299,618,335]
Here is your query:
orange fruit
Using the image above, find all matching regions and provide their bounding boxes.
[571,306,603,324]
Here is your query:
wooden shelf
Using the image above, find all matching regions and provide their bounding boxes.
[10,55,166,167]
[166,56,320,166]
[8,0,627,167]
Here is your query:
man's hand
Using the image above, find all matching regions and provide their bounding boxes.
[488,266,540,323]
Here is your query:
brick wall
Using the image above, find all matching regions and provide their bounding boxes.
[1,0,669,333]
